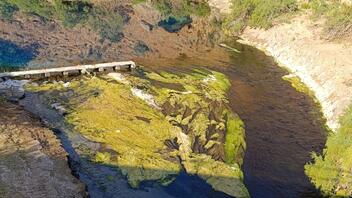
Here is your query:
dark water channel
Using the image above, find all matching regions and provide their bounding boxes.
[222,42,327,198]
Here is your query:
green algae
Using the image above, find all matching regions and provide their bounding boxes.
[225,111,246,165]
[282,74,315,99]
[184,154,249,198]
[25,69,248,196]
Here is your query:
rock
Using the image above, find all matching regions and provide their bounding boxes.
[133,40,150,56]
[51,103,67,115]
[140,20,154,31]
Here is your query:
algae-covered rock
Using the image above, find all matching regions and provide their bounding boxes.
[25,69,248,196]
[183,154,249,198]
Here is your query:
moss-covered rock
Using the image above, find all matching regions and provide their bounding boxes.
[25,68,249,197]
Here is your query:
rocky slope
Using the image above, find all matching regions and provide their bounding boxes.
[0,102,86,198]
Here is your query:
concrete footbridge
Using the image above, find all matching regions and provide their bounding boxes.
[0,61,136,80]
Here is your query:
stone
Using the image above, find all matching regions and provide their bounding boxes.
[140,20,154,31]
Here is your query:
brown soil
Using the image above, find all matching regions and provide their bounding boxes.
[0,102,86,198]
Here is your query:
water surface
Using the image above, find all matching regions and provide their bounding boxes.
[139,41,327,198]
[16,40,327,197]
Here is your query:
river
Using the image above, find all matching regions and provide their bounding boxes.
[138,40,327,198]
[2,39,327,198]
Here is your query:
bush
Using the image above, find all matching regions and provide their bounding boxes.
[305,105,352,196]
[0,0,18,20]
[53,0,92,28]
[223,0,297,33]
[305,0,352,39]
[8,0,54,20]
[0,0,125,42]
[136,0,210,17]
[89,6,124,42]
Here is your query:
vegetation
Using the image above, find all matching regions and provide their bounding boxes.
[0,0,18,20]
[7,0,53,20]
[26,69,249,197]
[135,0,211,17]
[223,0,297,33]
[89,6,124,42]
[0,0,124,42]
[225,111,246,165]
[282,74,315,99]
[222,0,352,39]
[305,105,352,196]
[302,0,352,39]
[53,0,92,28]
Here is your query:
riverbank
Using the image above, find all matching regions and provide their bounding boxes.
[207,0,352,196]
[209,1,352,131]
[238,13,352,131]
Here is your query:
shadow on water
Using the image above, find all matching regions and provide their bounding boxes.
[19,92,233,198]
[0,39,37,71]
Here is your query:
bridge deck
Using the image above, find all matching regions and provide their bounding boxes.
[0,61,136,79]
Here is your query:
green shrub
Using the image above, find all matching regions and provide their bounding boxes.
[0,0,18,20]
[223,0,297,33]
[53,0,92,28]
[89,6,124,42]
[0,0,125,42]
[304,0,352,39]
[305,105,352,196]
[136,0,210,17]
[8,0,54,20]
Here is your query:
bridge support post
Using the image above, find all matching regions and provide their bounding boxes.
[44,73,51,77]
[63,71,69,76]
[98,68,104,72]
